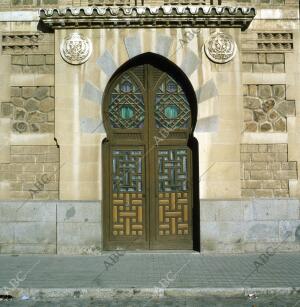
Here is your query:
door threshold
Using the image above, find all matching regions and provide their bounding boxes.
[101,250,200,254]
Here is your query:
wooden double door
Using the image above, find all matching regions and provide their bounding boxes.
[103,63,193,250]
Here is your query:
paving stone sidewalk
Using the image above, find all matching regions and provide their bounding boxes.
[0,252,299,299]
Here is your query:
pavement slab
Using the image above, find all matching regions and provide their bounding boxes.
[0,252,299,300]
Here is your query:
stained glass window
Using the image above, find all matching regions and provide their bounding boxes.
[158,149,188,192]
[112,150,143,192]
[109,74,145,128]
[155,76,190,129]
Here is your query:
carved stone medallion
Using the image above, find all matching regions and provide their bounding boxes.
[204,32,237,64]
[60,32,92,65]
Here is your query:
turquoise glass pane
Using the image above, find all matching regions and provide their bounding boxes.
[120,105,134,119]
[164,105,179,119]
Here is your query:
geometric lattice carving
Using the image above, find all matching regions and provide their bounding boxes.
[1,33,40,54]
[158,149,188,192]
[112,193,144,236]
[158,192,189,236]
[257,32,293,51]
[109,73,145,128]
[112,150,143,192]
[155,76,190,129]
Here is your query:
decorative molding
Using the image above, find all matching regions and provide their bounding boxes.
[60,32,92,65]
[204,31,237,64]
[39,6,255,30]
[2,33,40,54]
[242,31,294,53]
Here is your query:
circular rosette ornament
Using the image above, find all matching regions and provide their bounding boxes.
[204,32,237,64]
[60,32,92,65]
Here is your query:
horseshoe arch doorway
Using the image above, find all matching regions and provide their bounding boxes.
[102,53,199,250]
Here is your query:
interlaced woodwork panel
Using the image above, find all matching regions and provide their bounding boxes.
[112,193,144,236]
[155,76,190,129]
[109,74,145,129]
[158,192,189,235]
[158,149,188,192]
[157,149,189,237]
[112,150,143,192]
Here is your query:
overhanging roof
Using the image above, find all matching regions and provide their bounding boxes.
[39,6,256,31]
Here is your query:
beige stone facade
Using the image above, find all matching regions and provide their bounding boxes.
[0,0,299,254]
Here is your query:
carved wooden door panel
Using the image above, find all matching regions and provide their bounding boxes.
[103,64,193,250]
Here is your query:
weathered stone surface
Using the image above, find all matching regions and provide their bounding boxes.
[48,111,54,122]
[262,98,275,112]
[268,110,279,121]
[245,121,258,132]
[276,100,296,117]
[246,222,279,242]
[22,87,35,99]
[253,64,272,73]
[11,87,21,97]
[273,63,285,72]
[11,55,26,65]
[199,200,300,252]
[260,122,272,132]
[244,109,253,121]
[57,223,101,246]
[28,111,48,123]
[40,123,54,133]
[39,97,54,112]
[34,87,49,100]
[27,55,45,66]
[273,85,285,99]
[244,97,261,109]
[244,85,291,133]
[7,86,55,134]
[241,144,297,199]
[30,123,40,132]
[258,85,272,99]
[1,103,13,117]
[15,108,26,120]
[266,53,285,64]
[11,97,24,107]
[24,98,39,112]
[248,85,257,96]
[12,121,28,133]
[242,63,252,72]
[273,118,286,131]
[243,53,258,63]
[253,110,266,122]
[57,202,101,223]
[45,55,54,65]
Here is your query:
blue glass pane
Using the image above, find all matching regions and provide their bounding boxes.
[164,105,179,119]
[166,80,177,93]
[120,80,133,93]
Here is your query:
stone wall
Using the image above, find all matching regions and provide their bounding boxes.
[243,84,295,132]
[0,26,57,200]
[241,144,297,198]
[0,146,59,200]
[242,53,285,73]
[1,86,54,134]
[0,201,101,254]
[11,55,54,74]
[201,199,300,253]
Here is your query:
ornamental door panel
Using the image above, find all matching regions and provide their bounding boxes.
[103,64,193,250]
